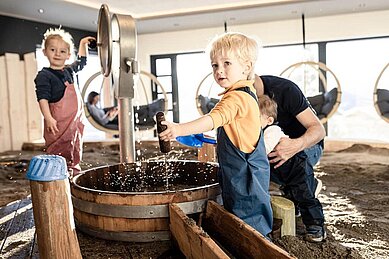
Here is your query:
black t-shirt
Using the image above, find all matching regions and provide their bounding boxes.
[261,75,310,139]
[35,56,86,103]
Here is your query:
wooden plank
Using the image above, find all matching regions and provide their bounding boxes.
[0,55,11,152]
[24,52,42,142]
[30,232,40,259]
[0,199,22,251]
[203,201,295,259]
[198,143,217,162]
[169,203,229,259]
[0,197,36,259]
[5,53,28,150]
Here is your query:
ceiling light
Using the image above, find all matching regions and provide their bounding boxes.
[38,8,44,14]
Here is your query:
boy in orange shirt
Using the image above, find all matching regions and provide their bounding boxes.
[159,32,272,238]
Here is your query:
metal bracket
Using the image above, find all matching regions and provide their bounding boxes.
[125,58,139,74]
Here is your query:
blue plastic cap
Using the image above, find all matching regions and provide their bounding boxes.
[26,155,68,181]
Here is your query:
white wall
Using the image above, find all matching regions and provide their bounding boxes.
[137,10,389,72]
[135,9,389,143]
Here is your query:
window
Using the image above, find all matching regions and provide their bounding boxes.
[177,53,210,122]
[150,37,389,142]
[256,44,319,95]
[326,38,389,142]
[151,55,176,121]
[151,52,207,123]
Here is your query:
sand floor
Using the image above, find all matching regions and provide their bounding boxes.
[0,142,388,258]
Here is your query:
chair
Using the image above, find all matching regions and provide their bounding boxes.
[280,61,342,124]
[82,71,168,134]
[195,72,220,115]
[373,62,389,123]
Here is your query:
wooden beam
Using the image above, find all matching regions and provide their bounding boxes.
[5,53,28,150]
[0,198,35,258]
[0,56,11,152]
[24,52,42,142]
[0,199,21,250]
[202,201,295,259]
[169,203,229,259]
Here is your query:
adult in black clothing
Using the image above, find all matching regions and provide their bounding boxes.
[254,74,327,242]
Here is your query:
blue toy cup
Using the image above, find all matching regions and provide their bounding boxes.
[176,133,217,148]
[26,155,68,181]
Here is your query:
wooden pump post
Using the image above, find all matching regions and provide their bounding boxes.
[26,155,82,259]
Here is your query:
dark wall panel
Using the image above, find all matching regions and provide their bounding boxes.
[0,15,96,58]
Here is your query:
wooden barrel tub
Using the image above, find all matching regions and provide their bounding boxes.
[70,160,221,242]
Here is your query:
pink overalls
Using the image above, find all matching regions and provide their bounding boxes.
[44,81,85,176]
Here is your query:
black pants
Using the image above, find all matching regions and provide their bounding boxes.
[270,151,324,226]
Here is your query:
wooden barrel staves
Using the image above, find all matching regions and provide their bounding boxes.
[70,160,221,242]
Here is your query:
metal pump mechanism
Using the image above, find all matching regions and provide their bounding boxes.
[97,4,139,163]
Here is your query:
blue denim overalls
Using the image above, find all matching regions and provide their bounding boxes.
[216,87,273,237]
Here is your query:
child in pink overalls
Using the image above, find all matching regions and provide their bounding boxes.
[34,28,95,177]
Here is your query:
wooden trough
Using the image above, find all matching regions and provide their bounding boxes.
[71,160,221,242]
[170,200,295,259]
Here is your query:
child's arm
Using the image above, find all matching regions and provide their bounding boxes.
[78,36,95,57]
[69,36,96,73]
[264,125,288,155]
[38,99,59,135]
[159,115,213,141]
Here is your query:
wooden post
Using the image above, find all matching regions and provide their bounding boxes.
[198,143,217,162]
[271,196,296,237]
[26,155,82,259]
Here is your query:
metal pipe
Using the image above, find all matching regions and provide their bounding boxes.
[118,98,135,163]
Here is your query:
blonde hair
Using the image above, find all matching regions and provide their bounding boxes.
[207,32,258,79]
[42,28,74,54]
[258,95,278,120]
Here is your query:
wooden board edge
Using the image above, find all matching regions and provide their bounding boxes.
[169,203,229,259]
[204,200,295,259]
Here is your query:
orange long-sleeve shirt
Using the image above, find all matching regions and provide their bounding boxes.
[209,80,261,153]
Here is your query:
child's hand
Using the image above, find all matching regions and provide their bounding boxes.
[159,121,180,141]
[78,36,96,57]
[46,117,59,135]
[80,36,96,46]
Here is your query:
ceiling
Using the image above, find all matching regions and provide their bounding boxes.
[1,0,389,34]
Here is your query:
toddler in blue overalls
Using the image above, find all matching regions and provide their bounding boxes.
[159,32,273,237]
